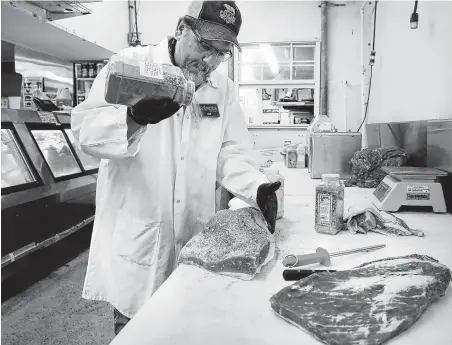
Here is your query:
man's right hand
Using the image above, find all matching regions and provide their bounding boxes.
[127,97,181,125]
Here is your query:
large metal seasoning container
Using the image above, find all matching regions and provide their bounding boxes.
[104,54,195,106]
[309,132,362,179]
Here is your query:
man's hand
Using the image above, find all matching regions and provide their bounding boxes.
[257,181,281,234]
[127,97,181,125]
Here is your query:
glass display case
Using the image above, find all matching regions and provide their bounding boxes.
[30,129,82,178]
[1,129,37,190]
[64,129,100,171]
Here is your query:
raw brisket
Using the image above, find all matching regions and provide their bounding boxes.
[270,254,451,345]
[178,208,273,280]
[345,147,407,188]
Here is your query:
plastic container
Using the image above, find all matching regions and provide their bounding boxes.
[296,145,306,168]
[282,143,305,169]
[105,54,195,107]
[315,173,344,234]
[285,145,298,168]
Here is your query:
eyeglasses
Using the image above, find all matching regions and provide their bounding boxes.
[188,26,233,62]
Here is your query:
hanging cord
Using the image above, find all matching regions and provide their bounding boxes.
[134,0,141,46]
[357,0,378,132]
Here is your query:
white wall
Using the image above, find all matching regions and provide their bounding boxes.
[327,1,367,132]
[137,1,321,45]
[236,1,320,43]
[52,1,452,128]
[367,1,452,123]
[53,1,130,53]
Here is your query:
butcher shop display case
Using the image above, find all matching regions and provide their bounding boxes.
[64,128,100,172]
[1,108,98,301]
[29,129,83,180]
[1,126,41,194]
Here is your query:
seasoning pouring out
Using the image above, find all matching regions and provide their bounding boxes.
[283,244,386,268]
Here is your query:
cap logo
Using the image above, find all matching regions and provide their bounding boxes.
[220,4,236,24]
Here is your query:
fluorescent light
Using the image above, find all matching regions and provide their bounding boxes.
[260,44,279,75]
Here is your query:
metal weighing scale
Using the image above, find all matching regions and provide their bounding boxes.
[372,167,447,213]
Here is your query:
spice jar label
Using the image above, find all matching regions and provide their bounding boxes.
[139,62,164,80]
[318,193,332,225]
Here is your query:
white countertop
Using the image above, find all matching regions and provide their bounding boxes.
[111,165,452,345]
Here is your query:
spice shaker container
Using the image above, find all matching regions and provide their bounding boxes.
[104,54,195,107]
[81,63,88,78]
[315,173,344,234]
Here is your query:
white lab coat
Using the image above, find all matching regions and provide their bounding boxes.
[71,37,269,318]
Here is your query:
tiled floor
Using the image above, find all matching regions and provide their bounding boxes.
[1,250,114,345]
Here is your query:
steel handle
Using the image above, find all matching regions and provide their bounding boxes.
[283,252,322,268]
[283,248,331,268]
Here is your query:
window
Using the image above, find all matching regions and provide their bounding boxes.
[235,42,319,126]
[30,129,82,179]
[1,129,37,190]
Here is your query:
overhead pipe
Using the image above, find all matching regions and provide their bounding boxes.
[360,1,367,142]
[319,1,328,117]
[128,0,136,46]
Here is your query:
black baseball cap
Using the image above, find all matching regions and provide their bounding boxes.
[184,1,242,52]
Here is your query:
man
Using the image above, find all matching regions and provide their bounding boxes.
[71,0,280,335]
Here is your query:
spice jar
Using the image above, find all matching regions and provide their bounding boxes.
[88,64,95,78]
[315,174,344,234]
[81,64,88,78]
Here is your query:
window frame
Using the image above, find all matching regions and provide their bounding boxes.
[235,41,320,86]
[234,40,321,125]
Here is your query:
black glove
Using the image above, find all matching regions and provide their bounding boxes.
[257,181,281,234]
[127,97,181,125]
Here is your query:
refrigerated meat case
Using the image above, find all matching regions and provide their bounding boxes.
[1,108,100,301]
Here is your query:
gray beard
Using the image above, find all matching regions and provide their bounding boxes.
[181,62,212,89]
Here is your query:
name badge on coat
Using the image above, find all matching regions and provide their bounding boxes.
[199,104,220,117]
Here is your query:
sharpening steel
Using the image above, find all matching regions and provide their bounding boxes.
[283,244,386,268]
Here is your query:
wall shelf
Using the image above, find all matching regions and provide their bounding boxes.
[1,1,114,62]
[248,124,309,129]
[273,102,314,107]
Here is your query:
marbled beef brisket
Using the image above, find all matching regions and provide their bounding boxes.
[270,254,451,345]
[178,208,272,279]
[345,147,407,188]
